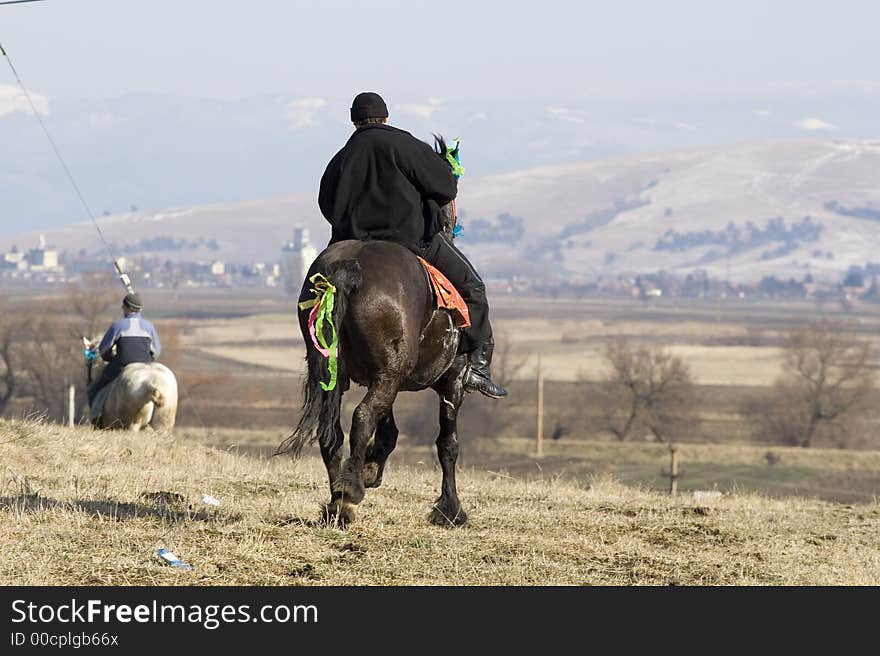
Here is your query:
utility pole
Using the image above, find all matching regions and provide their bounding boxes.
[536,354,544,457]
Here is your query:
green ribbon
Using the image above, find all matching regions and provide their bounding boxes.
[446,137,464,178]
[298,273,339,391]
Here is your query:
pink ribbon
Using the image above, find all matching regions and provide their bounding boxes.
[308,303,334,357]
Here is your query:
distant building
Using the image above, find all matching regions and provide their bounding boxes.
[280,226,317,296]
[1,235,64,276]
[26,234,61,271]
[1,245,27,270]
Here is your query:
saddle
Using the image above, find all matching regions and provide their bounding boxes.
[417,257,470,328]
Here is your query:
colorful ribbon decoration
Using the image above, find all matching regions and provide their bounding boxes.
[446,137,464,179]
[298,273,339,391]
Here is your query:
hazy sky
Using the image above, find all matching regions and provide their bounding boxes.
[1,0,878,235]
[1,0,877,103]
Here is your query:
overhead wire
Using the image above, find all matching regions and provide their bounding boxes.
[0,33,134,292]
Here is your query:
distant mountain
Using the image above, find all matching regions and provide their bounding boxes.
[2,86,879,235]
[2,138,879,284]
[454,138,880,284]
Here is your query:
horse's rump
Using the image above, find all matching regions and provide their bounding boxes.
[303,241,434,382]
[98,362,178,431]
[326,241,458,388]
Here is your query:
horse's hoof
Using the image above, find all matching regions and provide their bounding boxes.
[334,471,366,505]
[429,503,467,527]
[363,462,384,489]
[322,499,357,526]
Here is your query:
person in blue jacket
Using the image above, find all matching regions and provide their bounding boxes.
[87,291,162,406]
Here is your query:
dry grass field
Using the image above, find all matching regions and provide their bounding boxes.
[162,292,880,392]
[1,418,878,586]
[2,289,879,586]
[147,292,880,452]
[173,298,798,385]
[184,428,880,505]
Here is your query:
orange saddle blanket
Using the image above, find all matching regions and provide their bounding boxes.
[417,257,471,328]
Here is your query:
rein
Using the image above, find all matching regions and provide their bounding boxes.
[444,138,463,237]
[449,199,458,236]
[84,345,98,384]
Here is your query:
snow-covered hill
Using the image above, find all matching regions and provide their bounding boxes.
[455,138,880,282]
[3,138,879,283]
[3,85,879,236]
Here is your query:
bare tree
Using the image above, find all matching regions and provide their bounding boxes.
[17,316,83,422]
[67,274,118,341]
[750,319,875,448]
[462,331,528,438]
[597,336,696,442]
[491,331,528,391]
[0,282,133,422]
[0,317,18,415]
[153,320,181,371]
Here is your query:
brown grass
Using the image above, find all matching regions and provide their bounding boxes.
[1,418,877,585]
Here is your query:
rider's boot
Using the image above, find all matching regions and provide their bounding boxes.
[465,340,508,398]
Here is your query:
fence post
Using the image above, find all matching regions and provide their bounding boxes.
[67,384,75,427]
[668,445,678,496]
[536,354,544,457]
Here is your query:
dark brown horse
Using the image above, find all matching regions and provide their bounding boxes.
[278,165,470,527]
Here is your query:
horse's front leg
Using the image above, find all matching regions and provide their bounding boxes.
[429,362,468,526]
[363,411,399,489]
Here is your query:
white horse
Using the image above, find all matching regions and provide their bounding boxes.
[82,337,179,432]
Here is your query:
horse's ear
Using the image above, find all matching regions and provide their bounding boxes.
[432,133,447,157]
[81,336,90,347]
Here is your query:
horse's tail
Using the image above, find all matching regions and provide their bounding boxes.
[149,385,165,407]
[277,259,363,458]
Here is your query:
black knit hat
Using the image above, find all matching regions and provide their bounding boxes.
[122,291,143,311]
[350,91,388,122]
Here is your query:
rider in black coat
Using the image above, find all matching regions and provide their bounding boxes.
[318,92,507,398]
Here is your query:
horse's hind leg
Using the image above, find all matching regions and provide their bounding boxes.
[429,361,468,526]
[320,420,345,493]
[150,404,177,434]
[327,381,398,523]
[128,402,154,432]
[363,411,398,489]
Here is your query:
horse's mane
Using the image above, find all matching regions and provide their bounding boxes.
[432,133,447,158]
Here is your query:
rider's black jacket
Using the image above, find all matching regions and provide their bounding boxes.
[318,124,458,250]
